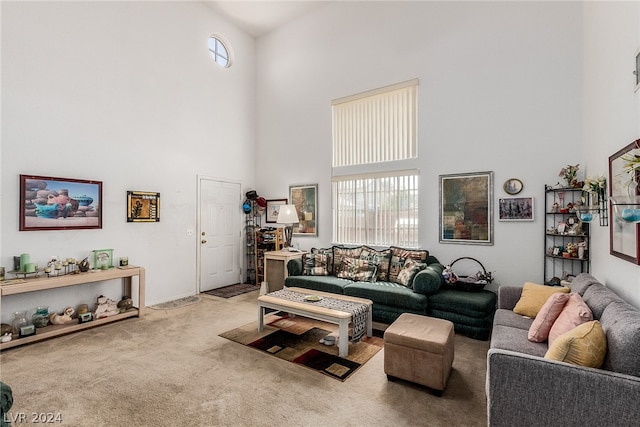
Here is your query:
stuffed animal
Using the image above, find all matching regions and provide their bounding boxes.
[442,265,458,284]
[94,295,120,319]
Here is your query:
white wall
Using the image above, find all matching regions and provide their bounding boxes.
[0,1,256,321]
[582,1,640,307]
[255,1,584,291]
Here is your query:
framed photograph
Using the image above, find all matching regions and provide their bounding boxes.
[635,47,640,92]
[127,191,160,222]
[19,174,102,231]
[498,197,534,221]
[503,178,523,195]
[92,249,113,270]
[609,140,640,264]
[439,171,493,245]
[289,184,318,236]
[265,199,287,223]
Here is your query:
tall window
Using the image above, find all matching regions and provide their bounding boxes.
[332,79,419,247]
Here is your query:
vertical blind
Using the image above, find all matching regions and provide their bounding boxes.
[332,79,418,167]
[332,170,419,247]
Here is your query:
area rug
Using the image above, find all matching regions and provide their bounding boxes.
[149,295,201,310]
[219,313,384,381]
[203,283,260,298]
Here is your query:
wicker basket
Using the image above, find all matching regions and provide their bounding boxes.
[443,257,493,292]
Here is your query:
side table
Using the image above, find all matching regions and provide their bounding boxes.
[263,250,305,293]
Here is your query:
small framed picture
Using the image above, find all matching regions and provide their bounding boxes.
[265,199,287,223]
[127,191,160,222]
[498,197,534,221]
[635,47,640,92]
[557,222,567,234]
[92,249,113,270]
[553,247,560,256]
[503,178,523,195]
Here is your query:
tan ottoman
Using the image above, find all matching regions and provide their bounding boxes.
[384,313,454,395]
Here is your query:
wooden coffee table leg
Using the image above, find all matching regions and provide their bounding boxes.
[338,318,349,357]
[258,304,265,332]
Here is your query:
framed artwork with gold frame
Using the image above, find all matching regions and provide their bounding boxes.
[127,191,160,222]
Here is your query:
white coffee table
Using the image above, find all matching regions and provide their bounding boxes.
[257,287,373,357]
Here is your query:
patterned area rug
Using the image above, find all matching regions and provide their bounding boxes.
[203,283,260,298]
[219,313,383,381]
[149,295,201,310]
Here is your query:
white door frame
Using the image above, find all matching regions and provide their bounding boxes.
[196,175,243,293]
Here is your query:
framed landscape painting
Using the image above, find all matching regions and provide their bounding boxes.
[439,171,493,245]
[20,174,102,231]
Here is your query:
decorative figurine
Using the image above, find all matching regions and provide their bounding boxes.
[78,257,90,272]
[117,296,133,313]
[551,202,559,213]
[49,307,75,325]
[94,295,119,319]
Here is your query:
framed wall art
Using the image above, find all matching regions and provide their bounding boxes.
[609,140,640,264]
[635,47,640,92]
[289,184,317,236]
[503,178,523,195]
[20,174,102,231]
[499,197,534,221]
[127,191,160,222]
[265,199,287,223]
[439,171,493,245]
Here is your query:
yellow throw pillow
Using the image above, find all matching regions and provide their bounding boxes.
[544,320,607,368]
[513,282,570,318]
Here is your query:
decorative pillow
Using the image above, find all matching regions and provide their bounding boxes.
[336,257,377,282]
[388,246,429,284]
[548,293,593,345]
[333,246,363,276]
[513,282,570,318]
[528,292,571,342]
[545,320,607,368]
[360,247,391,281]
[303,253,330,276]
[395,259,427,288]
[310,247,334,275]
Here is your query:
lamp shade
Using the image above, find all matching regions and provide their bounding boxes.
[277,205,299,225]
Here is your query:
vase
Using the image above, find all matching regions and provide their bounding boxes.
[11,310,30,336]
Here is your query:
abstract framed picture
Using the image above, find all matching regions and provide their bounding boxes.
[498,197,534,221]
[289,184,317,236]
[609,140,640,264]
[20,174,102,231]
[127,191,160,222]
[439,171,493,245]
[265,199,287,223]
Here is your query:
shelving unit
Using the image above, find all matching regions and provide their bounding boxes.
[255,228,283,286]
[544,186,590,284]
[245,200,260,285]
[0,266,145,350]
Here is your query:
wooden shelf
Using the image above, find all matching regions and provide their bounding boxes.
[0,266,145,351]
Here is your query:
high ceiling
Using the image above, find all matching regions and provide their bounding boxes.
[204,1,329,37]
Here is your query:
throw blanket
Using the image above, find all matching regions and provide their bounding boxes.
[268,289,369,343]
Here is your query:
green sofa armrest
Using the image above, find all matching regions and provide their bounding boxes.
[287,258,304,276]
[412,262,444,296]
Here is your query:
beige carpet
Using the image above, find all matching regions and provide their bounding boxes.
[0,291,490,426]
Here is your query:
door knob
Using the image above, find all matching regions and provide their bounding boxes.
[201,240,207,244]
[201,231,206,236]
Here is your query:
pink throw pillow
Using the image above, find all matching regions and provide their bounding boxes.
[528,292,571,343]
[548,293,593,345]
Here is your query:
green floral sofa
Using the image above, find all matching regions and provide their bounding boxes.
[285,246,497,340]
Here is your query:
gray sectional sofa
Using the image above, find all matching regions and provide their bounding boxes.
[487,273,640,426]
[285,246,497,340]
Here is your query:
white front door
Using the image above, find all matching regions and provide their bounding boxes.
[199,178,241,292]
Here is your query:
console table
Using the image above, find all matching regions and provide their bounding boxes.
[264,250,305,292]
[0,266,145,350]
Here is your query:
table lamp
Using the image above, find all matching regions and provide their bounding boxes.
[277,205,299,249]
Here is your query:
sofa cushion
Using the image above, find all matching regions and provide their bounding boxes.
[336,257,376,282]
[528,292,571,343]
[545,320,607,368]
[568,273,602,296]
[395,259,426,288]
[310,247,336,275]
[599,301,640,377]
[412,265,444,296]
[490,324,548,358]
[333,246,363,276]
[582,283,625,320]
[388,246,429,284]
[284,275,351,295]
[359,246,391,281]
[513,282,570,318]
[493,308,534,331]
[428,288,497,319]
[548,293,593,345]
[303,252,330,276]
[343,281,427,311]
